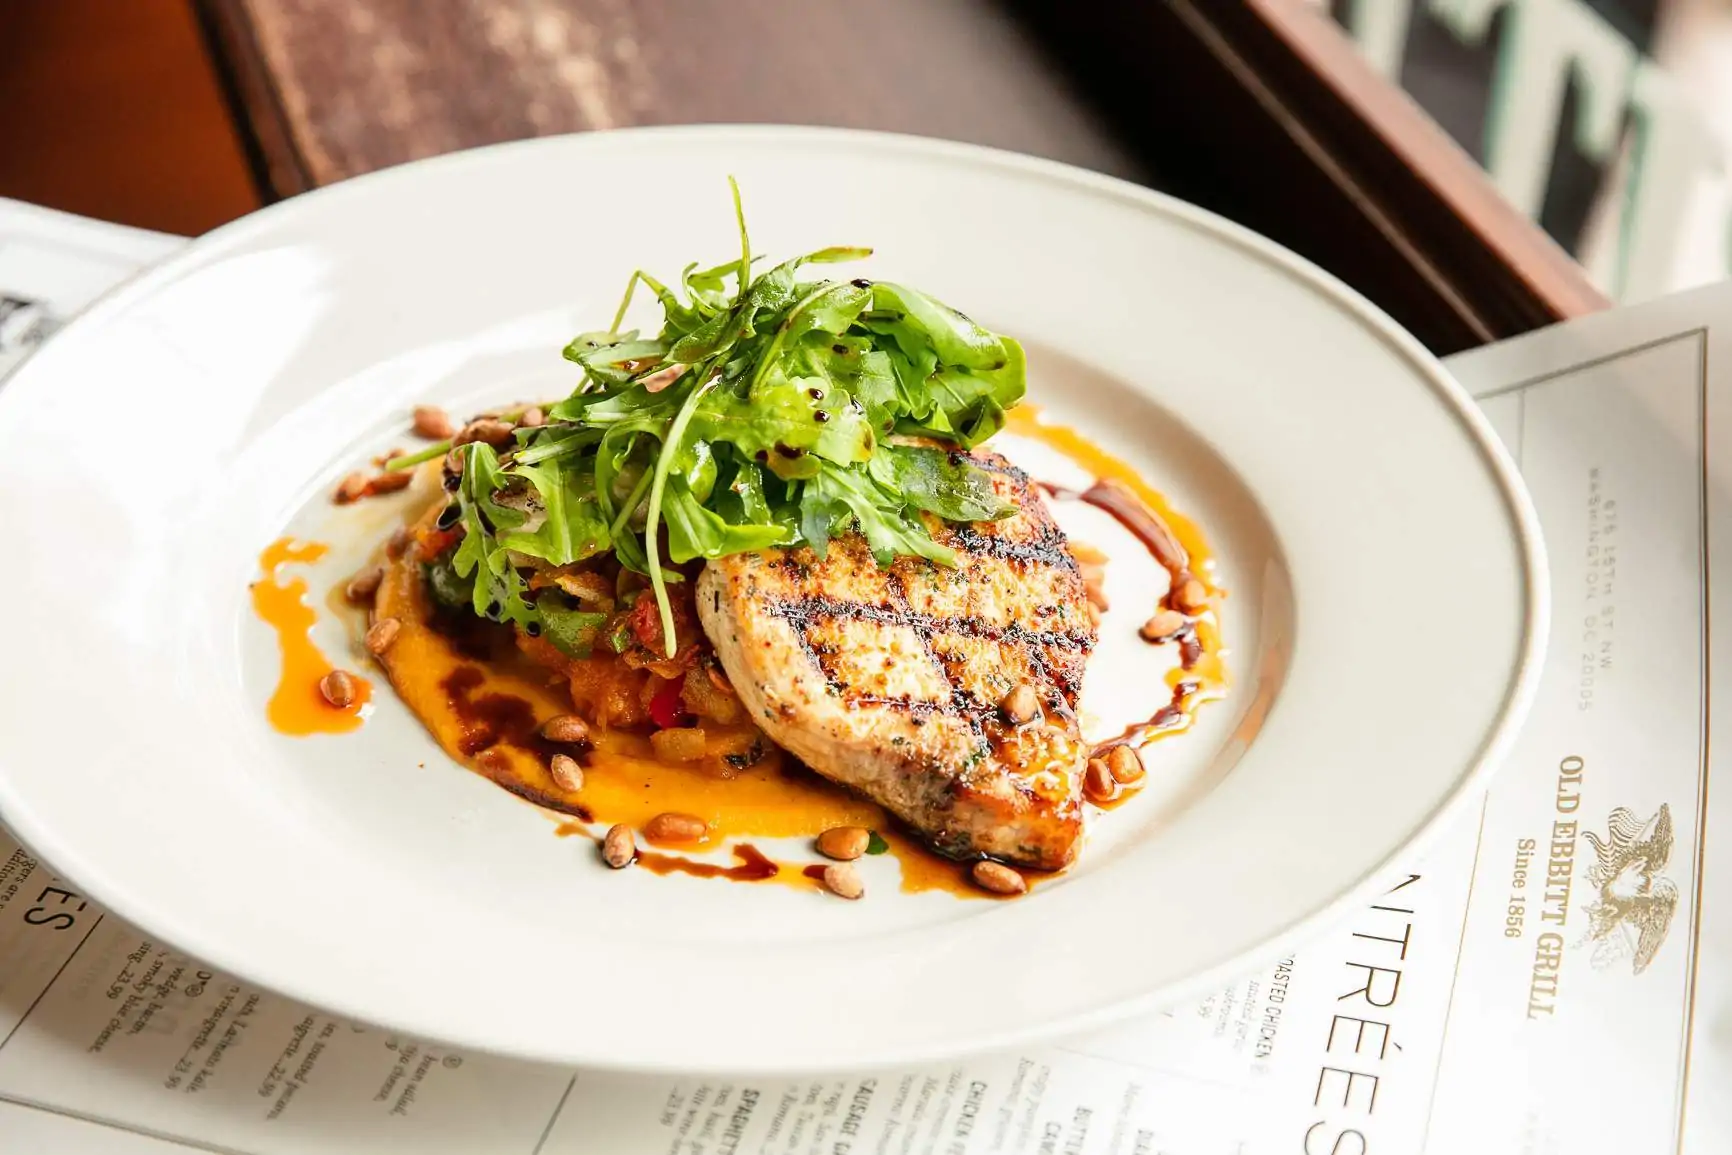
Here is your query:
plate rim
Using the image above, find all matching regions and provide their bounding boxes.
[0,124,1550,1074]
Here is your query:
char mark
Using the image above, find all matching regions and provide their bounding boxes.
[766,595,1092,652]
[944,522,1075,570]
[768,590,1090,731]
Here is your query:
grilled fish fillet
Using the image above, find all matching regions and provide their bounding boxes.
[695,451,1096,869]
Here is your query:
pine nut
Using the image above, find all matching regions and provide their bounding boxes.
[541,714,591,743]
[1107,743,1146,784]
[385,525,412,560]
[318,669,358,708]
[345,566,384,602]
[412,405,457,440]
[821,862,865,900]
[364,616,401,655]
[816,826,870,861]
[549,754,584,791]
[1173,577,1208,614]
[971,861,1027,895]
[1139,610,1187,643]
[1084,758,1116,803]
[453,418,515,448]
[601,824,636,868]
[519,406,546,428]
[643,812,707,844]
[1000,683,1040,725]
[334,471,369,504]
[369,470,413,495]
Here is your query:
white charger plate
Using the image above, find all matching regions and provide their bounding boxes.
[0,127,1546,1074]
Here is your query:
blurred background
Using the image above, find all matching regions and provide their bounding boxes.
[2,0,1728,354]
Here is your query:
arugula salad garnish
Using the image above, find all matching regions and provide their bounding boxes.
[390,182,1025,657]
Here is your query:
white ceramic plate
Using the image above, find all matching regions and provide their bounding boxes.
[0,127,1546,1074]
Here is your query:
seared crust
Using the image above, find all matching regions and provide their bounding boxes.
[696,452,1095,869]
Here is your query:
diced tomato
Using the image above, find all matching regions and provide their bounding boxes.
[648,677,688,730]
[627,594,667,653]
[415,526,462,561]
[624,584,704,675]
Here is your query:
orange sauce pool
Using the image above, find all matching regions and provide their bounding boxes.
[252,538,370,734]
[363,535,988,895]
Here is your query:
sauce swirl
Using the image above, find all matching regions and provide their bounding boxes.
[1004,406,1229,757]
[1004,405,1221,597]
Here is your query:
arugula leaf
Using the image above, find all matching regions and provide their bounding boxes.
[783,282,872,350]
[860,283,1024,447]
[865,283,1007,368]
[662,479,793,563]
[567,336,669,385]
[711,455,772,525]
[683,258,740,316]
[626,270,701,335]
[667,310,736,364]
[800,463,956,568]
[450,444,537,627]
[686,377,874,474]
[428,182,1027,658]
[796,477,850,560]
[383,439,451,472]
[677,439,718,503]
[867,443,1016,522]
[511,424,600,466]
[497,458,612,566]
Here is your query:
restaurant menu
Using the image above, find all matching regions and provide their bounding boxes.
[1,198,1727,1155]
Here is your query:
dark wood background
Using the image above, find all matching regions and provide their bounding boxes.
[1,0,1606,355]
[198,0,1148,194]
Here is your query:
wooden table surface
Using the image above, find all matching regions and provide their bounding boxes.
[199,0,1147,195]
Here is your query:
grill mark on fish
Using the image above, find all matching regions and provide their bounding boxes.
[944,522,1076,569]
[888,565,993,746]
[1035,645,1086,705]
[696,446,1097,869]
[788,619,1009,728]
[787,618,849,700]
[1023,644,1079,711]
[765,596,1091,650]
[766,591,1089,724]
[840,693,990,721]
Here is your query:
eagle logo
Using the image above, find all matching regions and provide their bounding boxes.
[1578,804,1679,975]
